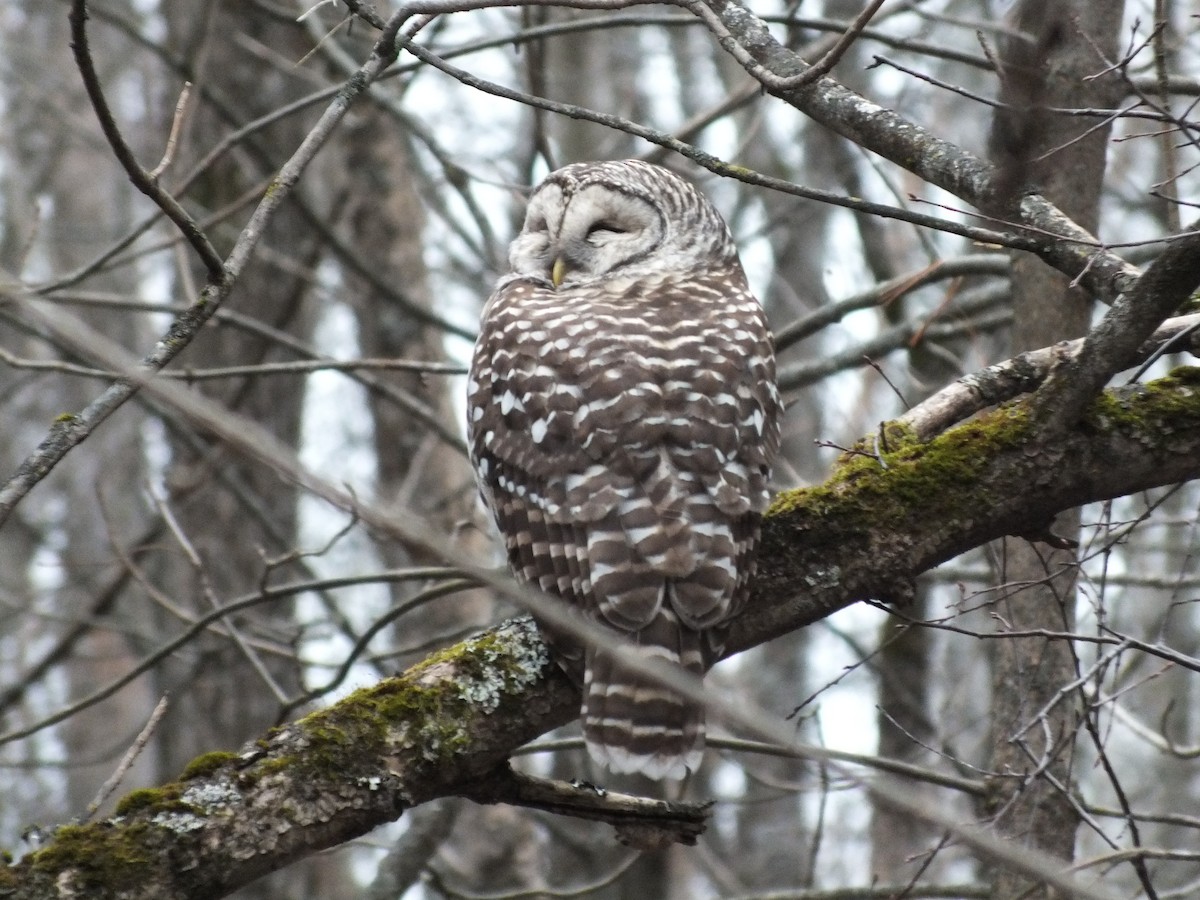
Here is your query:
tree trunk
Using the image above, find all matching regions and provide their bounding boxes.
[148,5,330,897]
[985,3,1125,895]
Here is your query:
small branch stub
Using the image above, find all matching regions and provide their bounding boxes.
[457,764,713,848]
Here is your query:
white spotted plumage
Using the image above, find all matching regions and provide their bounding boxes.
[468,160,782,779]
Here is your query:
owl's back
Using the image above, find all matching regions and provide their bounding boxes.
[468,160,781,779]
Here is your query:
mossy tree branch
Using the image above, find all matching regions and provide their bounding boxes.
[3,367,1199,899]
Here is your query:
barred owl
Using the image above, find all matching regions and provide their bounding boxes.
[468,160,781,779]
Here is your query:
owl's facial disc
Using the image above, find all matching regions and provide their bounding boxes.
[510,183,666,286]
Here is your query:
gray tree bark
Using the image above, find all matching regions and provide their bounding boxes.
[145,5,332,897]
[985,3,1125,897]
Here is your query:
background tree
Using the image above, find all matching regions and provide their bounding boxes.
[1,1,1199,898]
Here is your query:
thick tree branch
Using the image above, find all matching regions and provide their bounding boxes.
[901,312,1200,441]
[4,366,1198,899]
[690,0,1142,303]
[730,367,1200,655]
[1031,229,1200,431]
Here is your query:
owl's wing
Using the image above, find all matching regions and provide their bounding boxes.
[467,279,600,625]
[468,274,779,634]
[469,271,779,780]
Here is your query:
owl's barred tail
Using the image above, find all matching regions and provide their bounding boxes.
[581,607,706,780]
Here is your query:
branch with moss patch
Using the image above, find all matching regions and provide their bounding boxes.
[898,312,1200,442]
[4,371,1200,899]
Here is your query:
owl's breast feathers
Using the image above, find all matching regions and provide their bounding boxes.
[468,273,781,636]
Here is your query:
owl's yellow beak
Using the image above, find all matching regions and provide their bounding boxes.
[551,257,567,288]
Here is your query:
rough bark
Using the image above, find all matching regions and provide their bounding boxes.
[693,0,1141,303]
[985,4,1123,897]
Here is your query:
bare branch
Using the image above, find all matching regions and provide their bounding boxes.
[687,0,1142,302]
[68,3,222,277]
[901,312,1200,440]
[780,0,888,91]
[0,8,410,527]
[1031,228,1200,431]
[147,81,192,181]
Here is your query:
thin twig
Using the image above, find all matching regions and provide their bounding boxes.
[779,0,887,90]
[0,3,413,528]
[148,81,192,180]
[400,39,1042,251]
[68,3,221,276]
[0,349,467,380]
[0,566,470,748]
[83,695,170,821]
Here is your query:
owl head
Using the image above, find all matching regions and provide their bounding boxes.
[507,159,740,288]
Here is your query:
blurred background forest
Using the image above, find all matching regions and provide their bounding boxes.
[1,0,1198,897]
